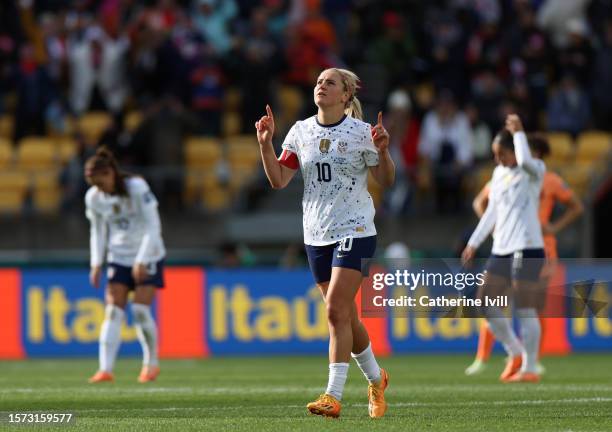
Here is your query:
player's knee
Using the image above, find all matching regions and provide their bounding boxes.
[326,303,350,327]
[104,304,124,321]
[131,303,151,324]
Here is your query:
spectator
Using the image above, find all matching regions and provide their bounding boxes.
[192,0,238,56]
[60,132,95,212]
[234,7,283,134]
[418,90,473,213]
[506,79,538,132]
[470,68,505,132]
[506,4,552,109]
[591,19,612,130]
[537,0,591,49]
[129,96,199,209]
[425,11,469,101]
[547,74,591,137]
[365,11,415,88]
[466,22,505,73]
[14,43,55,142]
[465,103,492,164]
[385,89,418,215]
[67,25,130,115]
[0,1,19,114]
[557,18,593,86]
[97,113,138,167]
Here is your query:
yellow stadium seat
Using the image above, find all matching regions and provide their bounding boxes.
[55,137,78,163]
[576,131,612,162]
[558,163,592,197]
[224,87,241,111]
[0,137,13,169]
[185,137,222,169]
[546,132,574,161]
[184,171,201,205]
[33,188,61,213]
[0,115,14,139]
[125,111,143,132]
[227,135,259,163]
[227,136,260,186]
[32,170,61,213]
[278,85,303,129]
[222,111,242,137]
[228,169,257,191]
[201,185,231,211]
[32,170,58,189]
[544,159,565,174]
[184,171,220,205]
[78,111,112,142]
[0,170,29,213]
[17,137,57,170]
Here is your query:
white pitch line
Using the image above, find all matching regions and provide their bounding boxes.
[1,397,609,415]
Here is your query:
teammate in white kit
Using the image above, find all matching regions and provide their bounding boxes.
[462,114,546,383]
[84,147,166,384]
[256,68,395,418]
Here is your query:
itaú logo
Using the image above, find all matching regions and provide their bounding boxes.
[27,286,138,343]
[209,285,328,342]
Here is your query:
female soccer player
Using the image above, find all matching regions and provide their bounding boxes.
[464,134,583,376]
[85,147,166,384]
[256,68,395,418]
[462,114,546,383]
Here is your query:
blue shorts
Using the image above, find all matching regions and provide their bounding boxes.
[107,260,165,290]
[305,236,376,284]
[485,249,545,282]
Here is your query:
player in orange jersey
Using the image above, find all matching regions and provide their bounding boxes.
[465,134,584,376]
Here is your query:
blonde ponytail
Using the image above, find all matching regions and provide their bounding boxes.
[346,96,363,120]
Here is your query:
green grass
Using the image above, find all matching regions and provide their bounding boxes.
[1,354,612,431]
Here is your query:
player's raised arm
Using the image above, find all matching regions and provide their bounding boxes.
[256,104,297,189]
[368,111,395,188]
[506,114,544,179]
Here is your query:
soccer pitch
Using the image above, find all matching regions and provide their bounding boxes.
[1,354,611,431]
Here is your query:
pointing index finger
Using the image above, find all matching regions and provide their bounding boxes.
[377,111,383,126]
[266,104,274,120]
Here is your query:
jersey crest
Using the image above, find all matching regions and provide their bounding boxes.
[319,139,331,153]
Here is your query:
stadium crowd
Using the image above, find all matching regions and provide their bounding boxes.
[0,0,611,214]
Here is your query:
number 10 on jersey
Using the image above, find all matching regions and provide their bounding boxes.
[315,162,332,182]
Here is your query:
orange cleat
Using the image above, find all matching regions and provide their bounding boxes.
[307,394,341,418]
[138,365,160,383]
[88,371,114,383]
[505,371,541,383]
[500,355,522,382]
[368,368,389,418]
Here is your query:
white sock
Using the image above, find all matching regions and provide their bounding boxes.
[99,304,124,373]
[131,303,159,367]
[517,308,541,373]
[486,316,523,357]
[351,343,382,384]
[325,363,349,401]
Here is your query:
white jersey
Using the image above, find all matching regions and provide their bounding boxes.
[282,115,379,246]
[468,132,545,255]
[85,177,166,267]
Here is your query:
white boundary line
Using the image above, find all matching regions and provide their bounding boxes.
[1,397,610,415]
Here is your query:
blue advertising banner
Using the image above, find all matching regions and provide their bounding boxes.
[8,265,610,358]
[21,269,149,357]
[205,269,329,355]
